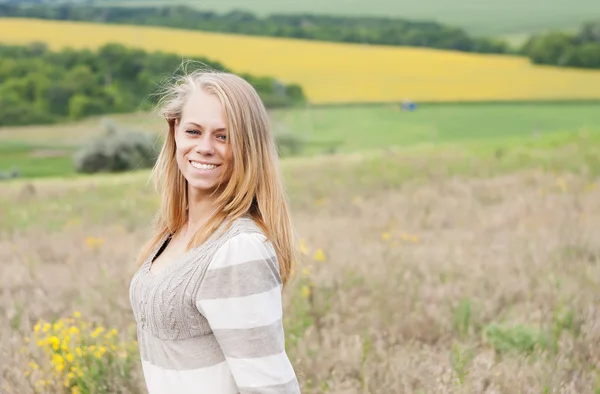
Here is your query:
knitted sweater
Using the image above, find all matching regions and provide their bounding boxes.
[129,216,301,394]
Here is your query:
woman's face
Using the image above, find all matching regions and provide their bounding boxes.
[174,89,232,196]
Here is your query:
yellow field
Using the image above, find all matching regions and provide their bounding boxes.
[2,18,600,103]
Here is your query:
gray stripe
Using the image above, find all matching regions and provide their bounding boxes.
[199,257,281,300]
[139,330,225,370]
[239,378,301,394]
[214,319,285,359]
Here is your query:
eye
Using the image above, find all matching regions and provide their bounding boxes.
[185,129,200,135]
[216,134,227,141]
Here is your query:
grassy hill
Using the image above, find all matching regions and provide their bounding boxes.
[99,0,600,37]
[2,102,600,179]
[2,18,600,105]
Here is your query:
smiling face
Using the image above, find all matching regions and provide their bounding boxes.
[174,88,232,197]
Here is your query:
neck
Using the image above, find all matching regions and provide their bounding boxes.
[185,187,221,236]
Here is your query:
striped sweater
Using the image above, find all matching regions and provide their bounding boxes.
[129,216,301,393]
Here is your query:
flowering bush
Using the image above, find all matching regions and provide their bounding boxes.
[23,311,138,394]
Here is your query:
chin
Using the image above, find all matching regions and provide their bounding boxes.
[186,179,221,194]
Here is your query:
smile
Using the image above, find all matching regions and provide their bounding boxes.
[190,161,220,170]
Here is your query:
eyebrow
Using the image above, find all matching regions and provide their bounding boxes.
[185,122,227,132]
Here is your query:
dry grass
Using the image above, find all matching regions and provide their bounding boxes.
[1,149,599,393]
[3,18,600,104]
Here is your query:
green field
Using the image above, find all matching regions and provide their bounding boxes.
[1,103,600,180]
[99,0,600,36]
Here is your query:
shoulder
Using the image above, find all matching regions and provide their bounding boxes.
[197,220,283,302]
[209,227,278,272]
[202,217,281,282]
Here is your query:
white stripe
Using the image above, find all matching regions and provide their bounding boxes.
[199,286,283,330]
[141,360,238,394]
[208,232,276,270]
[227,351,297,388]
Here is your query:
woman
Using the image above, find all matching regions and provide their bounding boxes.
[129,69,301,394]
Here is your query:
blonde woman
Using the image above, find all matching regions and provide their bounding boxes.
[129,69,301,393]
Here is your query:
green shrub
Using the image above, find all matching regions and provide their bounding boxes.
[73,120,159,174]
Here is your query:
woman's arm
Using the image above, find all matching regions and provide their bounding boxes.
[196,231,301,393]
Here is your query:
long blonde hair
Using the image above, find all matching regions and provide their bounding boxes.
[137,67,297,286]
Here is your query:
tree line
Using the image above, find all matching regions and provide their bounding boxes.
[520,22,600,69]
[0,42,305,127]
[0,3,510,54]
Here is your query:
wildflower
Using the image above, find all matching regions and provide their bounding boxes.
[49,336,60,351]
[351,196,362,205]
[301,267,311,277]
[73,311,82,319]
[409,235,420,244]
[313,249,326,262]
[28,361,39,370]
[85,236,105,250]
[90,327,105,338]
[42,323,51,333]
[381,232,391,241]
[53,320,64,332]
[301,285,311,298]
[298,239,309,256]
[104,328,118,339]
[52,353,65,373]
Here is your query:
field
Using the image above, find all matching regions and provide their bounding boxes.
[3,18,600,105]
[98,0,600,37]
[2,103,600,179]
[2,123,600,392]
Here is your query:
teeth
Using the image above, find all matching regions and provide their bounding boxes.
[191,161,218,170]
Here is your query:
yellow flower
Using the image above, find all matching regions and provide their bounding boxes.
[85,236,105,250]
[68,326,79,336]
[93,346,107,359]
[72,385,81,394]
[73,311,82,319]
[53,320,64,332]
[298,239,309,256]
[28,361,39,370]
[75,347,83,357]
[49,336,60,351]
[91,327,104,338]
[66,353,74,363]
[71,365,84,378]
[34,322,41,333]
[409,235,420,244]
[301,267,311,277]
[351,196,362,205]
[52,353,65,372]
[381,232,391,241]
[313,249,326,262]
[104,328,118,339]
[42,323,51,333]
[301,285,311,298]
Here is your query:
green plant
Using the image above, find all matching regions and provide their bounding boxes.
[73,120,159,174]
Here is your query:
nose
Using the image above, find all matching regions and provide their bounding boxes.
[194,134,215,155]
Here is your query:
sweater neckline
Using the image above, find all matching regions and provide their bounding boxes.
[145,234,194,280]
[141,215,255,282]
